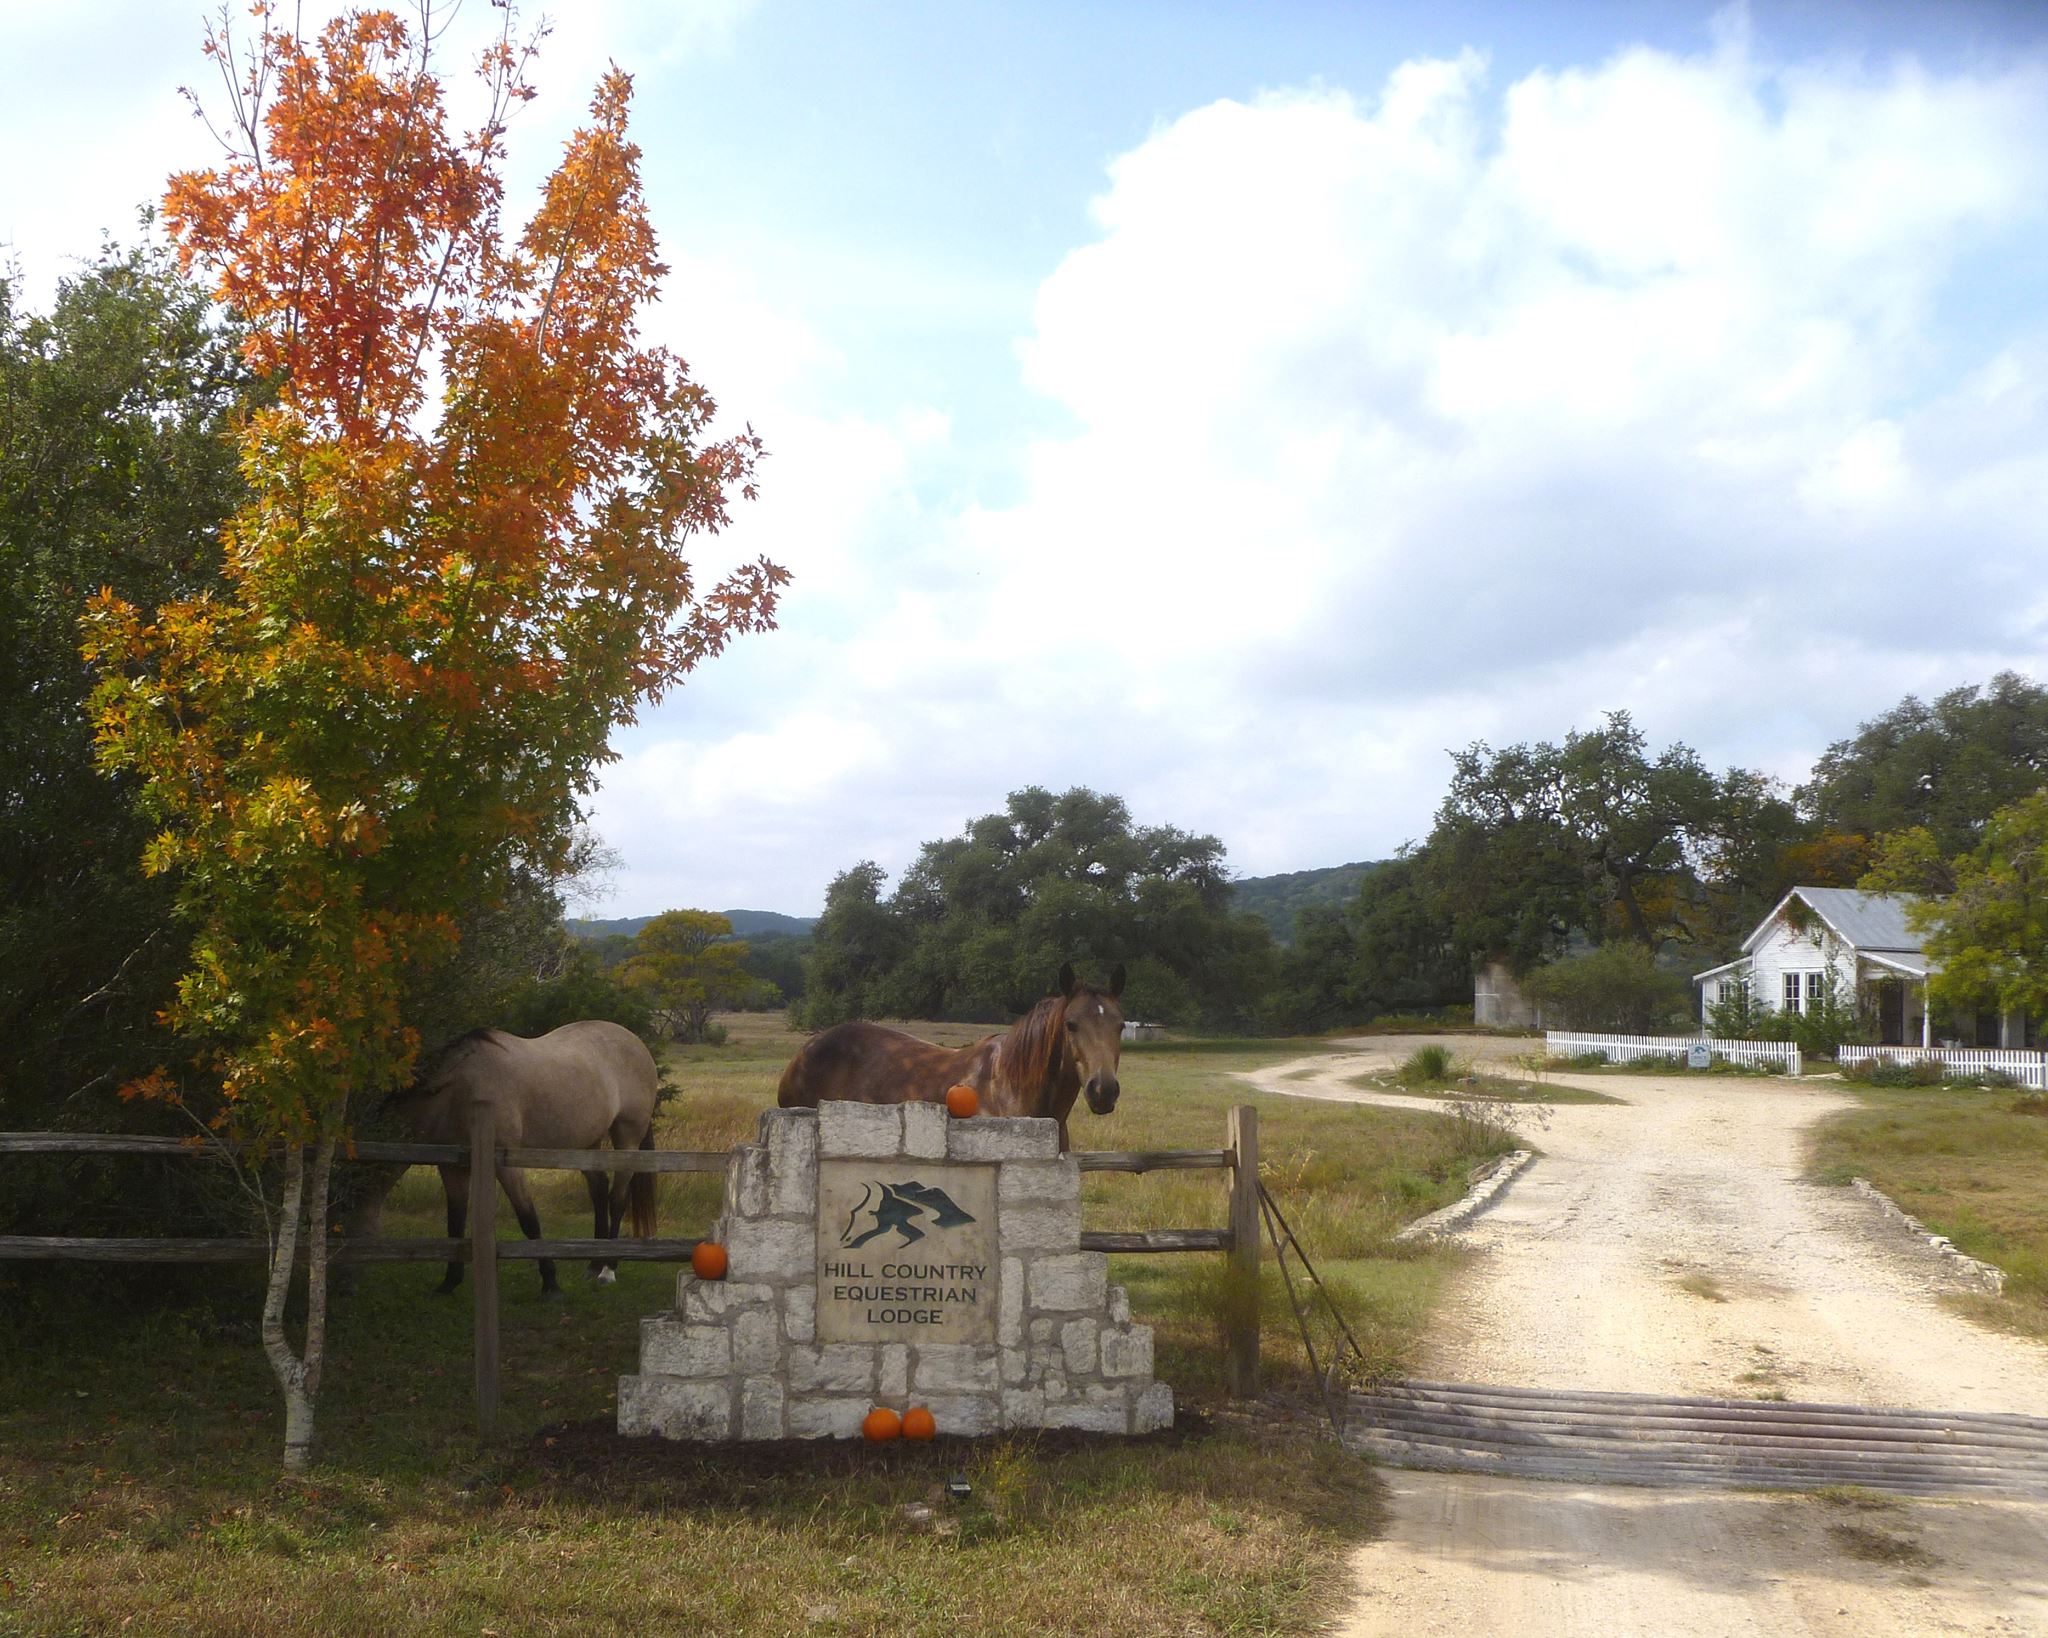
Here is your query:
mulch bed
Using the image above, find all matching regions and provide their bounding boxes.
[531,1404,1216,1499]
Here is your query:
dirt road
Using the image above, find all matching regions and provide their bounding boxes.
[1240,1037,2048,1636]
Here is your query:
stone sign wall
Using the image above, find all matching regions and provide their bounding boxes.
[617,1101,1173,1441]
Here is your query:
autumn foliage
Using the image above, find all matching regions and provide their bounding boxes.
[82,6,784,1148]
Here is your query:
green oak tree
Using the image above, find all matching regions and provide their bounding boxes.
[1864,792,2048,1024]
[1800,674,2048,859]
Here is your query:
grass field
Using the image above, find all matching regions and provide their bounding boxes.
[0,1015,1513,1637]
[1808,1084,2048,1335]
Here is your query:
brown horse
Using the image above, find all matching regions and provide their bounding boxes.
[777,964,1127,1151]
[379,1020,661,1295]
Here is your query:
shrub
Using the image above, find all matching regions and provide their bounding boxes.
[1397,1044,1457,1085]
[1705,986,1771,1041]
[1522,944,1690,1033]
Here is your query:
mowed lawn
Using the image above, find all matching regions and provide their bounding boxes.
[1809,1083,2048,1334]
[0,1015,1512,1638]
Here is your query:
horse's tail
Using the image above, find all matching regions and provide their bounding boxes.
[628,1123,659,1239]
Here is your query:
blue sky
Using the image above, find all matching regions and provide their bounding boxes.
[5,1,2046,916]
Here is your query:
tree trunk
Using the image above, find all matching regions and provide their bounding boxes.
[260,1132,338,1474]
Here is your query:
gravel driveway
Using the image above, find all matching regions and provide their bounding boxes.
[1239,1036,2048,1636]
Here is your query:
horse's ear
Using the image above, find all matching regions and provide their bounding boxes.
[1057,962,1076,998]
[1108,963,1126,999]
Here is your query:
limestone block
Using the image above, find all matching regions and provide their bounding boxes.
[783,1284,816,1343]
[879,1343,909,1400]
[618,1374,731,1440]
[818,1101,901,1159]
[1107,1285,1130,1326]
[1000,1199,1082,1254]
[998,1158,1081,1203]
[913,1343,1000,1394]
[999,1257,1026,1345]
[919,1393,1000,1438]
[1027,1317,1055,1347]
[1027,1252,1107,1312]
[901,1100,949,1160]
[1133,1381,1174,1434]
[740,1375,786,1440]
[640,1315,730,1379]
[765,1111,818,1216]
[726,1215,812,1284]
[1000,1387,1046,1426]
[1099,1324,1153,1380]
[790,1343,877,1395]
[677,1276,773,1322]
[788,1397,871,1440]
[948,1117,1058,1163]
[733,1308,782,1375]
[1060,1317,1097,1376]
[726,1144,770,1218]
[1001,1347,1028,1385]
[1040,1397,1128,1434]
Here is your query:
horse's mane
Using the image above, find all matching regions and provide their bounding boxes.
[380,1027,507,1110]
[994,993,1070,1096]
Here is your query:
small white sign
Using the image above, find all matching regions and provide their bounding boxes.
[1687,1044,1712,1070]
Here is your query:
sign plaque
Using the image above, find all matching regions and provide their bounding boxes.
[815,1158,999,1344]
[1686,1043,1712,1070]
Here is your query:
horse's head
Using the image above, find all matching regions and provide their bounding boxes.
[1058,961,1127,1116]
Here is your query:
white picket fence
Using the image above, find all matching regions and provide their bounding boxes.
[1837,1044,2048,1089]
[1546,1031,1803,1077]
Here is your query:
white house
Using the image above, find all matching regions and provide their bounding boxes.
[1693,886,2033,1049]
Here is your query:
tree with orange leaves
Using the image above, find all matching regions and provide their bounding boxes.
[82,4,783,1471]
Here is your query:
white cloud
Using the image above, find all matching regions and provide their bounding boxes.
[11,6,2043,917]
[590,29,2048,913]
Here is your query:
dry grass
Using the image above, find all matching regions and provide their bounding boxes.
[0,1015,1510,1636]
[1808,1084,2048,1335]
[1345,1071,1623,1106]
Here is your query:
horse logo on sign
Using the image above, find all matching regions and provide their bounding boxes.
[839,1180,978,1249]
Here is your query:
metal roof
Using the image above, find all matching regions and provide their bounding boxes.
[1740,886,1930,956]
[1861,950,1931,979]
[1793,887,1927,952]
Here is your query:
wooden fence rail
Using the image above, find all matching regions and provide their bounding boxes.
[1,1102,1263,1427]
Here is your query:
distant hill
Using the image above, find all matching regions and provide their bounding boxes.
[1229,861,1386,944]
[566,909,817,942]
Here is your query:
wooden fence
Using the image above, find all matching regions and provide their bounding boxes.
[0,1104,1262,1428]
[1837,1044,2048,1088]
[1546,1030,1803,1076]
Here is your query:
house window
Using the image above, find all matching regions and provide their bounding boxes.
[1782,971,1825,1014]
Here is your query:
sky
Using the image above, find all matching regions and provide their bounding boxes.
[5,0,2046,917]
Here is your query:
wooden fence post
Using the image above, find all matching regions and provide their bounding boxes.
[470,1098,499,1436]
[1225,1104,1260,1398]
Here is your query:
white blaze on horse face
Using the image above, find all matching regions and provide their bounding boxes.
[1065,990,1124,1115]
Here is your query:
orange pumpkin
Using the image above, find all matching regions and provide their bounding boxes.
[690,1241,729,1281]
[902,1406,937,1441]
[862,1406,903,1442]
[944,1083,980,1119]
